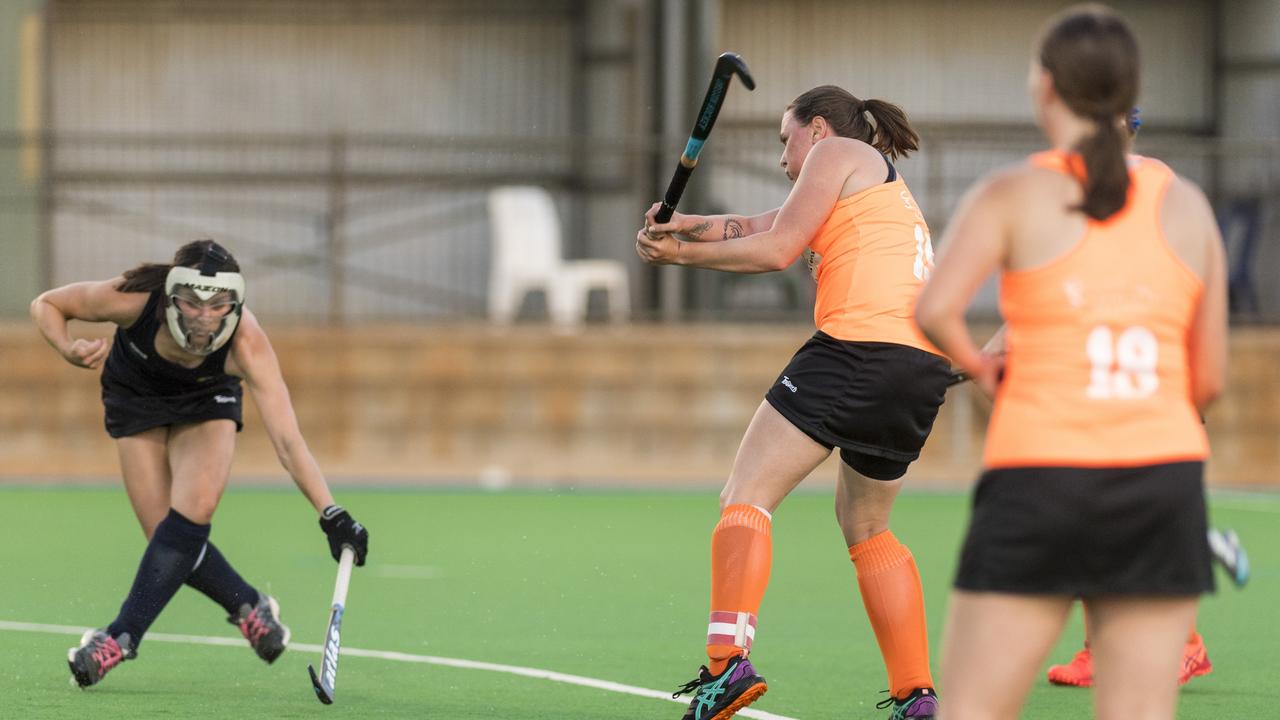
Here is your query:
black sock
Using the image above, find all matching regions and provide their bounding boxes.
[185,541,260,616]
[107,508,210,647]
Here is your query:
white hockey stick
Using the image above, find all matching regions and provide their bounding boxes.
[308,545,355,704]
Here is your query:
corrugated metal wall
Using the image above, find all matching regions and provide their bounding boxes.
[50,1,574,136]
[46,0,607,322]
[718,0,1212,127]
[33,0,1277,321]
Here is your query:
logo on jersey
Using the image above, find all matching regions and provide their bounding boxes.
[780,376,798,393]
[213,395,238,404]
[127,341,149,360]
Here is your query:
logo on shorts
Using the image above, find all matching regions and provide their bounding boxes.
[213,395,237,404]
[780,376,798,393]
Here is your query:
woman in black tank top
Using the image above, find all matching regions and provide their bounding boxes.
[30,239,370,689]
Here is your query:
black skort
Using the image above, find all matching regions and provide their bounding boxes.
[953,461,1214,596]
[764,332,951,480]
[103,385,245,439]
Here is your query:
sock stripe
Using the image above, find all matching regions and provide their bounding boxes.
[708,611,757,651]
[192,542,208,572]
[716,504,772,534]
[849,529,911,573]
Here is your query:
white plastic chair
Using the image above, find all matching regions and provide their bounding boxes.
[487,186,630,326]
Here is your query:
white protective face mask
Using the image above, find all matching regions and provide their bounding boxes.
[163,265,246,356]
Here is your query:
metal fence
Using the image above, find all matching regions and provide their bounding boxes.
[5,127,1274,323]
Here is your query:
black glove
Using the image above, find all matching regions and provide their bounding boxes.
[319,505,368,566]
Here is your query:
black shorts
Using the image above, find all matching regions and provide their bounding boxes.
[764,332,951,480]
[953,461,1214,596]
[103,385,245,439]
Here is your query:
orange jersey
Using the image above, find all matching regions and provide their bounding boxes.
[984,151,1209,469]
[809,176,940,354]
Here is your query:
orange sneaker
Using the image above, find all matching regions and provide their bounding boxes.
[1178,633,1213,685]
[1047,647,1093,687]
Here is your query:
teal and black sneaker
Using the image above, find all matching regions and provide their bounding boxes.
[673,655,767,720]
[876,687,939,720]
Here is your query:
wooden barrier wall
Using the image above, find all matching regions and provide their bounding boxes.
[1,323,1276,488]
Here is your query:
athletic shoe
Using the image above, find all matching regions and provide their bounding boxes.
[1047,647,1093,687]
[1208,528,1250,588]
[876,687,939,720]
[673,655,767,720]
[1178,632,1212,685]
[229,594,291,664]
[1048,638,1212,689]
[67,629,134,688]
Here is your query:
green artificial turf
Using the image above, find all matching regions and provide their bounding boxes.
[0,487,1274,718]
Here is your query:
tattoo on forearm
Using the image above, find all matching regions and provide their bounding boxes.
[724,219,745,239]
[686,221,712,240]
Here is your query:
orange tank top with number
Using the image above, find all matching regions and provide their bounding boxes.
[809,176,940,354]
[983,151,1209,469]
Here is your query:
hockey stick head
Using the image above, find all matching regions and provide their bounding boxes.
[714,52,755,92]
[309,663,334,704]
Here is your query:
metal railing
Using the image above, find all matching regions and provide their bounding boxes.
[4,129,1277,322]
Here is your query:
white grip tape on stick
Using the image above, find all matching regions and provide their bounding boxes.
[332,546,355,607]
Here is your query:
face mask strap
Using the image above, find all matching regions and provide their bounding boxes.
[199,244,232,277]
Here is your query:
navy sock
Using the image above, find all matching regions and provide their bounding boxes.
[107,509,210,647]
[185,542,260,616]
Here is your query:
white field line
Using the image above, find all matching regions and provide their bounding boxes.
[0,620,798,720]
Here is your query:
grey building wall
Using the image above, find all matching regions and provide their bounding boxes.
[718,0,1212,127]
[0,1,45,315]
[18,0,1279,321]
[1218,0,1280,314]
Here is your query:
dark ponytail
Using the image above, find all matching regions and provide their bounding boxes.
[116,239,240,293]
[1038,4,1139,221]
[861,98,920,160]
[787,85,920,160]
[1074,113,1130,220]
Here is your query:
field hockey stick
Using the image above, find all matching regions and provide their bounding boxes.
[653,52,755,225]
[308,545,355,705]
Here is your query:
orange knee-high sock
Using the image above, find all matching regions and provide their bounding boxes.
[706,503,772,675]
[849,530,933,699]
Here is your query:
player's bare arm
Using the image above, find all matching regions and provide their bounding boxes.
[1164,177,1228,412]
[645,206,780,242]
[30,277,148,369]
[227,309,336,515]
[916,168,1018,395]
[637,141,853,273]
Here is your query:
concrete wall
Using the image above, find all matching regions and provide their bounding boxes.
[3,323,1275,488]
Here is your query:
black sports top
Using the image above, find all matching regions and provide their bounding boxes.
[101,290,241,398]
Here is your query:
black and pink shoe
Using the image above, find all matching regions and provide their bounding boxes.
[229,594,290,664]
[68,629,134,688]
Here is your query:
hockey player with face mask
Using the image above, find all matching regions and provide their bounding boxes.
[30,239,369,688]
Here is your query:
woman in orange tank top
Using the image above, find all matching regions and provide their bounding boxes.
[637,86,950,719]
[915,5,1228,720]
